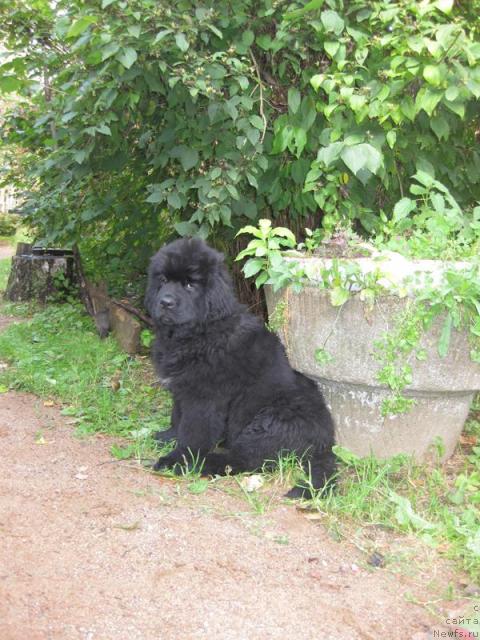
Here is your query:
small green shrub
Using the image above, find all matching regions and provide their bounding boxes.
[0,213,18,236]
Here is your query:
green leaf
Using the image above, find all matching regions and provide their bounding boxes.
[170,145,199,171]
[310,74,324,91]
[255,272,269,288]
[284,0,325,20]
[272,125,294,154]
[127,25,141,38]
[445,85,459,101]
[271,227,296,243]
[293,127,307,157]
[175,33,189,52]
[423,65,443,87]
[0,76,21,93]
[389,491,436,531]
[386,130,397,149]
[330,286,350,307]
[317,142,344,167]
[67,16,97,39]
[435,0,454,13]
[249,115,264,130]
[226,183,240,200]
[400,96,416,121]
[175,221,199,236]
[324,41,339,58]
[444,100,465,118]
[288,88,301,115]
[438,313,453,358]
[415,88,442,116]
[73,149,88,164]
[96,123,111,136]
[154,29,173,44]
[167,192,181,209]
[146,189,163,204]
[101,0,116,7]
[235,225,263,240]
[430,114,450,141]
[101,42,120,61]
[243,258,264,278]
[393,197,416,222]
[341,143,383,178]
[320,10,344,35]
[117,47,137,69]
[242,30,255,47]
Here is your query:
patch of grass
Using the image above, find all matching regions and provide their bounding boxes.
[0,257,11,291]
[0,303,172,455]
[305,440,480,580]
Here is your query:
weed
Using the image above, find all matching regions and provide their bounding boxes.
[307,442,480,579]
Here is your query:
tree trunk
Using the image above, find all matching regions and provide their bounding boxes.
[5,252,77,302]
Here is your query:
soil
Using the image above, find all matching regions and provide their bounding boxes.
[0,257,475,639]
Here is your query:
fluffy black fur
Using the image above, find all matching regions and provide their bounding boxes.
[145,237,336,498]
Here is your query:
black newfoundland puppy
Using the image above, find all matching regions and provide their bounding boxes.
[145,237,336,498]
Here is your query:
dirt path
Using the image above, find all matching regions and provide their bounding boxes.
[0,390,472,640]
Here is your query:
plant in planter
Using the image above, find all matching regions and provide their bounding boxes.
[236,191,480,461]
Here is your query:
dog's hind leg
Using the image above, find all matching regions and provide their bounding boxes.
[285,445,336,499]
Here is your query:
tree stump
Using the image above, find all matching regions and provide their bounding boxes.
[5,246,77,302]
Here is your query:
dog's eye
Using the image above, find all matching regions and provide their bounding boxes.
[156,274,167,286]
[185,281,195,291]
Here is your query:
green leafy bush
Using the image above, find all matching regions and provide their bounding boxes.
[1,0,480,275]
[0,213,18,236]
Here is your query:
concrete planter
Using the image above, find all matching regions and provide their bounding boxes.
[265,255,480,461]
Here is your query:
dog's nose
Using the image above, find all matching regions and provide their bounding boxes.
[159,293,176,309]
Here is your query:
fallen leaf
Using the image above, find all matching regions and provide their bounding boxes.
[75,473,88,480]
[113,521,141,531]
[43,400,55,407]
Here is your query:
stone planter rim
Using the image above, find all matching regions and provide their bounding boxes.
[281,249,476,295]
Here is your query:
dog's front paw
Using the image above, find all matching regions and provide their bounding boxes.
[153,452,181,472]
[284,485,313,500]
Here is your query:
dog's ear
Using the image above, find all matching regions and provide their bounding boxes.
[204,262,238,320]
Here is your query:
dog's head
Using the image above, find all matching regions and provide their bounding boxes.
[145,237,238,326]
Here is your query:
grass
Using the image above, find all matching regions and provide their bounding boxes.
[0,297,172,463]
[304,429,480,579]
[0,256,479,581]
[0,258,11,291]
